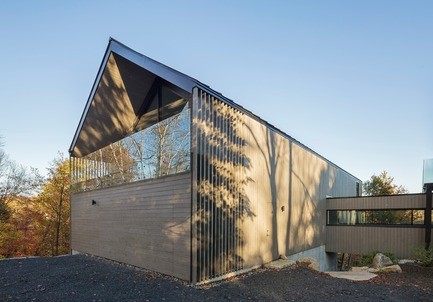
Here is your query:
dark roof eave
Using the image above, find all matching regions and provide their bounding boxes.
[68,38,198,155]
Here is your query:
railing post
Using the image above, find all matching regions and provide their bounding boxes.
[425,184,432,249]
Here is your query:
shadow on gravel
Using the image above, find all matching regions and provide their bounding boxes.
[0,255,432,302]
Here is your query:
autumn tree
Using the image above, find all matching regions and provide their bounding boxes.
[0,196,43,257]
[363,171,408,196]
[0,138,42,258]
[363,171,409,224]
[35,154,70,256]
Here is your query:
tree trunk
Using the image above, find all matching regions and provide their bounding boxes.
[54,186,64,256]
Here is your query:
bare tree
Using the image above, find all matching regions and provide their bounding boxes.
[0,138,40,221]
[128,107,190,178]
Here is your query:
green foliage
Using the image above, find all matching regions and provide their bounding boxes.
[383,252,398,264]
[363,171,408,196]
[413,246,433,267]
[353,250,398,267]
[354,250,379,266]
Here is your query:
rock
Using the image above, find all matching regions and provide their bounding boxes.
[297,258,312,266]
[398,259,415,265]
[380,264,402,273]
[308,261,319,271]
[350,266,369,272]
[326,271,377,281]
[372,253,393,269]
[279,254,288,260]
[297,257,319,270]
[264,259,296,269]
[367,268,379,273]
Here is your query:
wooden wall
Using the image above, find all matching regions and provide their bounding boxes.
[241,104,359,267]
[192,88,360,281]
[326,194,428,258]
[327,194,426,210]
[71,172,191,281]
[326,226,425,258]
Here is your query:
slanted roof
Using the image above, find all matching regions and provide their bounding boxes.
[69,38,203,157]
[69,38,360,181]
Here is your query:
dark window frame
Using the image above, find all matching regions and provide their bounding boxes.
[326,208,430,227]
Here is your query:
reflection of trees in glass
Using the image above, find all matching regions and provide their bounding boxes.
[126,105,190,179]
[71,141,137,192]
[369,210,411,225]
[71,104,190,192]
[328,209,425,225]
[412,210,425,224]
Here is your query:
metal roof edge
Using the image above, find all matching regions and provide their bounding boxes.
[69,39,113,155]
[108,39,197,92]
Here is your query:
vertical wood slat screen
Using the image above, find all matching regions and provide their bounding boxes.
[193,88,246,282]
[70,157,112,192]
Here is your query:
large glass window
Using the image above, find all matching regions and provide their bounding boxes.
[327,209,425,226]
[71,84,190,193]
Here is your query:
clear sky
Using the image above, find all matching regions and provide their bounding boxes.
[0,1,431,192]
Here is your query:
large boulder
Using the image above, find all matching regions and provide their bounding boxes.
[372,253,393,269]
[349,266,369,272]
[380,264,402,273]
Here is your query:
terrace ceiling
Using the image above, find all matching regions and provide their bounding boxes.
[69,39,197,157]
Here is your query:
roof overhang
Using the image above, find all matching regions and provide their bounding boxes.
[69,38,197,157]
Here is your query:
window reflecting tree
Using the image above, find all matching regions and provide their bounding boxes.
[126,105,190,179]
[71,103,190,192]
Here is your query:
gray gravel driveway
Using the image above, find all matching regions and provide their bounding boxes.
[0,255,431,301]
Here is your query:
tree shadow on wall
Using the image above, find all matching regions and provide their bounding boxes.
[195,93,255,282]
[245,124,339,264]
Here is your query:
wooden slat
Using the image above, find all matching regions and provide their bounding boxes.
[194,90,245,281]
[191,88,199,283]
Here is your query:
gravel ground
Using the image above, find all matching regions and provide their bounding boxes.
[0,255,432,302]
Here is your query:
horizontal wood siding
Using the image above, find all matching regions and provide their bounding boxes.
[326,194,428,258]
[71,172,191,281]
[326,226,425,258]
[327,194,426,210]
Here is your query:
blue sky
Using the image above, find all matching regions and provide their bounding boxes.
[0,1,431,192]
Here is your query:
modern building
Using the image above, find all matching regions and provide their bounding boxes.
[69,38,362,283]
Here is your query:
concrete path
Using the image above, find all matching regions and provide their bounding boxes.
[325,271,377,281]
